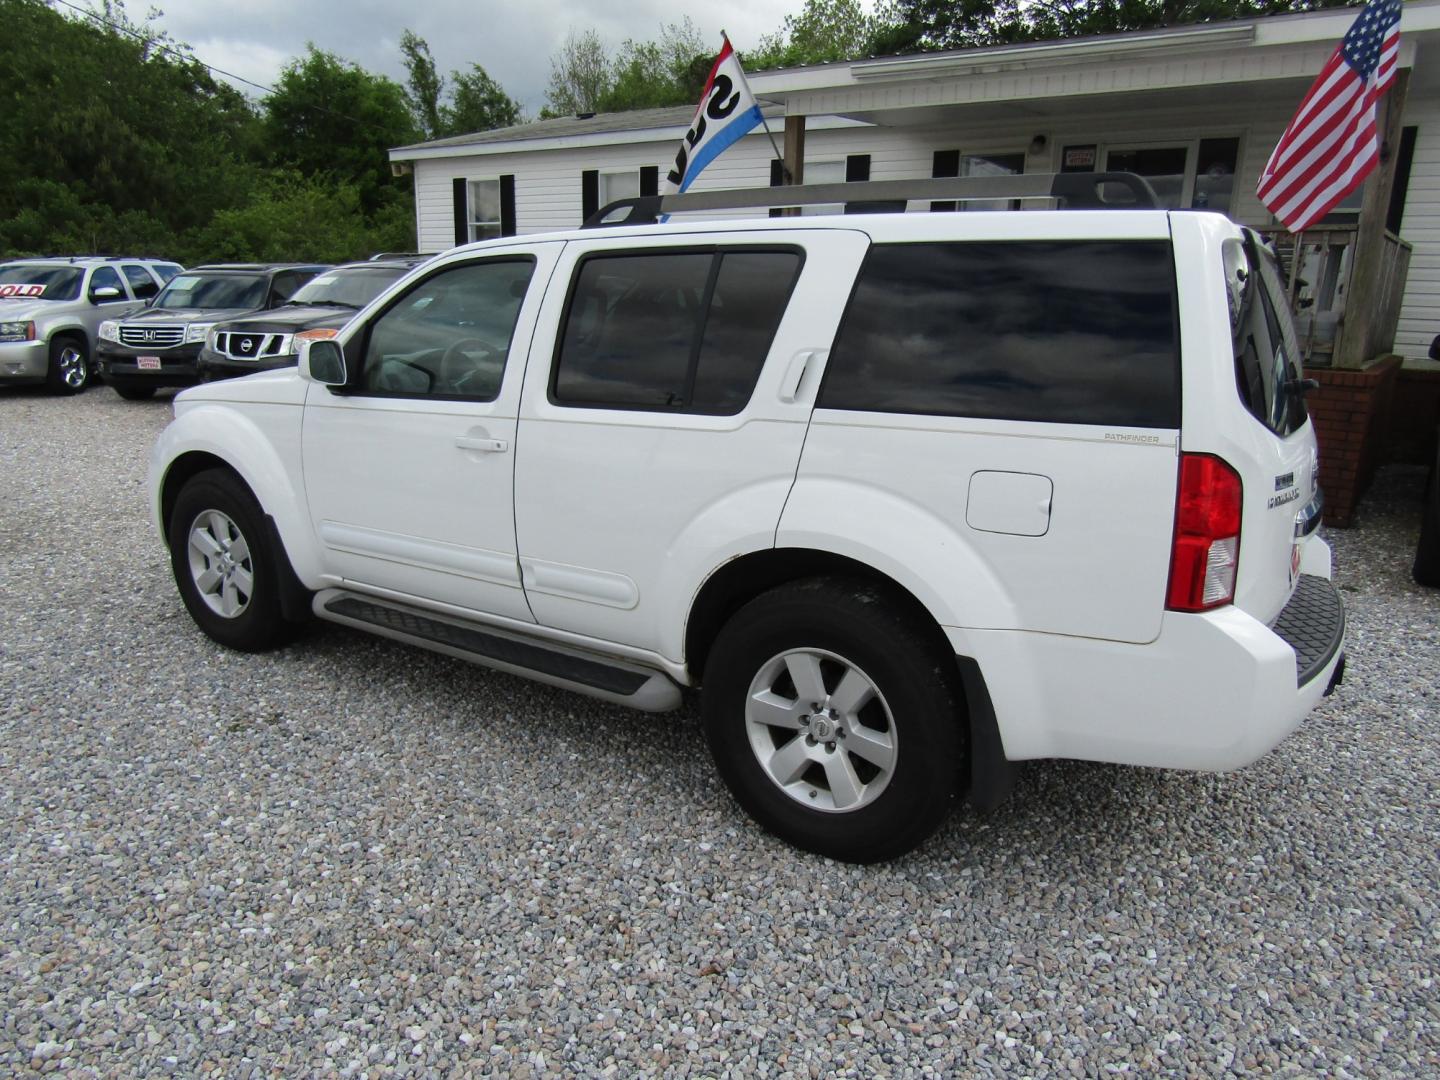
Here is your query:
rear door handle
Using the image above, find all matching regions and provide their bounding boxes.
[779,349,824,403]
[455,435,509,453]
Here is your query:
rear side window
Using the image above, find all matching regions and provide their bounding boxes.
[819,241,1180,428]
[1229,234,1307,437]
[552,248,802,414]
[121,264,159,299]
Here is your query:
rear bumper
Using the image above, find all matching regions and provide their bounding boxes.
[953,565,1345,772]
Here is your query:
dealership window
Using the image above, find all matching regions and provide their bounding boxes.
[1105,145,1189,208]
[600,169,640,206]
[802,160,846,216]
[962,152,1026,211]
[1098,138,1242,214]
[468,179,502,242]
[1190,138,1241,216]
[932,149,1025,211]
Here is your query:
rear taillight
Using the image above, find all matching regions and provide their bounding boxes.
[1166,453,1243,612]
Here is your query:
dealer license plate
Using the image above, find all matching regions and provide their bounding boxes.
[137,356,162,370]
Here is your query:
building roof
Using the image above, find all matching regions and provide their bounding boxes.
[394,105,700,154]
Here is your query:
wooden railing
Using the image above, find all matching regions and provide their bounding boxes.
[1271,226,1412,367]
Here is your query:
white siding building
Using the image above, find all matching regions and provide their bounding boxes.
[391,1,1440,365]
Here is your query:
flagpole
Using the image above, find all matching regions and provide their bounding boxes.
[723,30,791,183]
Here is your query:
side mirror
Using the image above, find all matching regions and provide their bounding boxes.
[299,338,347,387]
[91,286,122,303]
[1430,335,1439,362]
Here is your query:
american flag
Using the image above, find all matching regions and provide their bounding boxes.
[1257,0,1402,232]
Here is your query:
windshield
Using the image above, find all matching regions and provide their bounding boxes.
[291,266,406,309]
[0,265,84,301]
[153,273,266,311]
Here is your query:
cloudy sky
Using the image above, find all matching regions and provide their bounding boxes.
[114,0,820,116]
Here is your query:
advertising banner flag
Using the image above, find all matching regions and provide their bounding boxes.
[662,36,765,195]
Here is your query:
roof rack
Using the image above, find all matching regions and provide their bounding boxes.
[583,172,1160,228]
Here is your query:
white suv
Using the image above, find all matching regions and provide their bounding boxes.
[147,176,1344,862]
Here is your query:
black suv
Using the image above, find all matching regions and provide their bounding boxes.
[97,263,328,399]
[197,259,425,383]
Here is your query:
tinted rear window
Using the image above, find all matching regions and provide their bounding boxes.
[819,241,1180,428]
[552,248,801,414]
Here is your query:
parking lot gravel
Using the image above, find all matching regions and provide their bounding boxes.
[1,384,1437,1078]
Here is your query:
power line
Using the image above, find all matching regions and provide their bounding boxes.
[50,0,403,136]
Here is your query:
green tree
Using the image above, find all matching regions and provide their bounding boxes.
[400,28,444,139]
[0,0,262,256]
[444,64,522,135]
[542,29,612,116]
[263,45,419,215]
[600,19,710,111]
[876,0,1355,53]
[188,174,372,263]
[747,0,886,68]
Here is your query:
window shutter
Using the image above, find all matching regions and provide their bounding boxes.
[931,150,960,213]
[581,170,599,224]
[500,174,516,237]
[639,166,659,197]
[453,178,469,245]
[843,154,900,215]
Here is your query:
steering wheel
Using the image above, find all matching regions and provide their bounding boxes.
[439,337,501,395]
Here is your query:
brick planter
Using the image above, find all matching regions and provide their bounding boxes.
[1304,354,1402,526]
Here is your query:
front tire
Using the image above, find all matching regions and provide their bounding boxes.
[702,577,966,863]
[167,469,295,651]
[45,336,90,394]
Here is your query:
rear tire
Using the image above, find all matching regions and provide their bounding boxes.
[109,379,156,401]
[45,336,90,394]
[702,577,965,863]
[1415,436,1440,588]
[167,469,295,652]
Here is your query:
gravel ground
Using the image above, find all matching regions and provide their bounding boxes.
[1,384,1437,1078]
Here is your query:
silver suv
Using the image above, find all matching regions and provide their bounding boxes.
[0,257,183,393]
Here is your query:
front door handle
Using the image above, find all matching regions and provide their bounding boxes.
[455,435,509,453]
